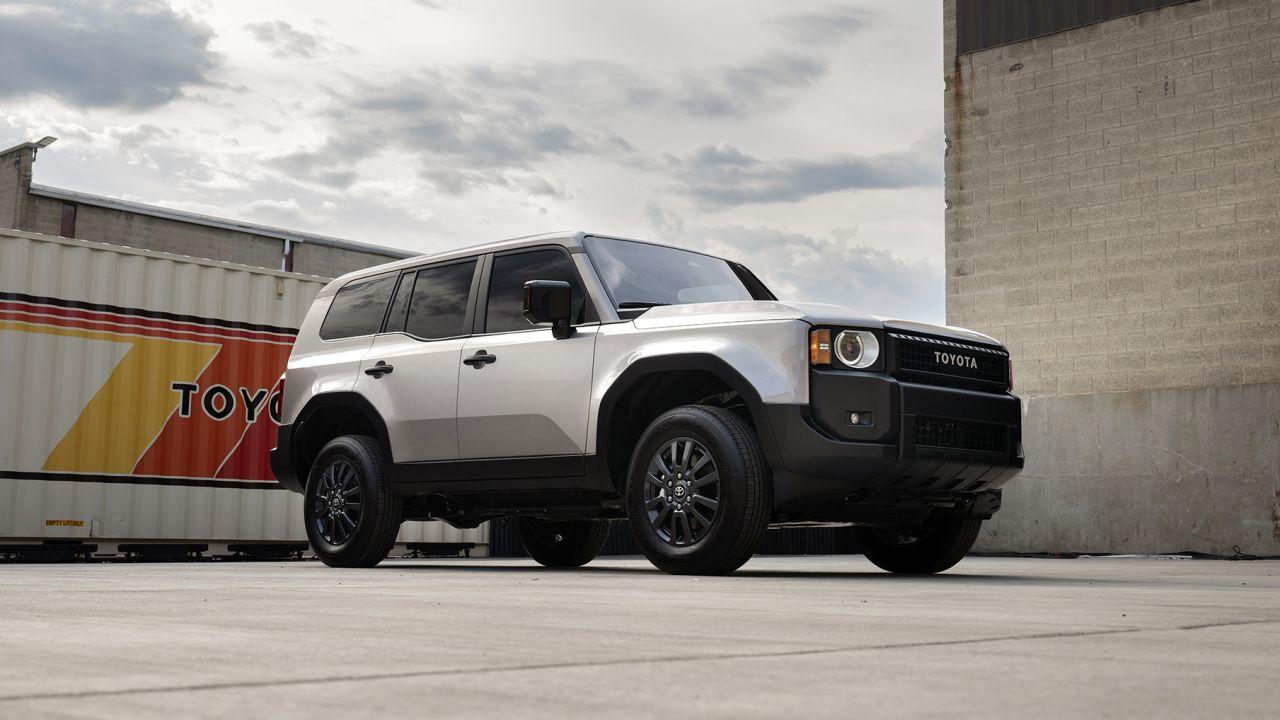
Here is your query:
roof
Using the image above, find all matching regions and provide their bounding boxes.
[0,141,45,155]
[321,231,749,298]
[323,231,595,291]
[27,183,415,260]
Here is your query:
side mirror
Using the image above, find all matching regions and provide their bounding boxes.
[523,280,574,339]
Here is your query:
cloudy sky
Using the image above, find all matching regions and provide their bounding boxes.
[1,0,945,321]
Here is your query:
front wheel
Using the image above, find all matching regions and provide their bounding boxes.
[626,405,771,576]
[854,517,981,574]
[517,518,610,568]
[303,435,402,568]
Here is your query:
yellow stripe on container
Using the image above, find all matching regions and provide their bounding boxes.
[0,321,222,474]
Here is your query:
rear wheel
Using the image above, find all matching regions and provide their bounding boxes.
[516,518,609,568]
[304,435,402,568]
[854,517,981,574]
[626,405,771,576]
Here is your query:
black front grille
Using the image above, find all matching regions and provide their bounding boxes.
[891,332,1009,391]
[915,416,1007,454]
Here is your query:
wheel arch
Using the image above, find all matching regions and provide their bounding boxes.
[288,392,393,491]
[594,353,783,494]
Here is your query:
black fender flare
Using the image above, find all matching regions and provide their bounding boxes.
[594,353,784,490]
[283,392,393,490]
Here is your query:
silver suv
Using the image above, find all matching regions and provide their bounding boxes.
[271,233,1023,575]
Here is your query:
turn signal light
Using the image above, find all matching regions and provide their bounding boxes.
[809,329,831,366]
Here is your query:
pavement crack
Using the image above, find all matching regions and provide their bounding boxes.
[1,618,1275,704]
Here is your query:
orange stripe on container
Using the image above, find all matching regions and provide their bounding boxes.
[0,310,294,346]
[133,337,291,479]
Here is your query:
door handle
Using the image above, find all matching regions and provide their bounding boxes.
[463,350,497,368]
[364,361,394,378]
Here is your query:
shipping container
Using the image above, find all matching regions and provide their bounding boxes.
[0,229,486,553]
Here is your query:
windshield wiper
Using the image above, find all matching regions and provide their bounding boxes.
[617,301,670,309]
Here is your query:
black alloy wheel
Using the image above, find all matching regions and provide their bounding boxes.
[643,437,721,547]
[311,459,363,547]
[303,435,402,568]
[853,516,982,575]
[626,405,771,576]
[516,518,610,568]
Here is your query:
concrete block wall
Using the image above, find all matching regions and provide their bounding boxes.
[292,240,412,279]
[944,0,1280,553]
[23,195,286,271]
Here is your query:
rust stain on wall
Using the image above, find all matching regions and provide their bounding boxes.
[950,54,969,137]
[1272,492,1280,538]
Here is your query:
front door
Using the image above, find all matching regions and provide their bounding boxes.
[456,248,598,459]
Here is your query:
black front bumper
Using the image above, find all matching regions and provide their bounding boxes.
[762,375,1023,521]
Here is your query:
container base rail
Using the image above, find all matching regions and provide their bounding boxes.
[226,543,310,561]
[0,542,98,562]
[0,540,490,563]
[118,543,209,562]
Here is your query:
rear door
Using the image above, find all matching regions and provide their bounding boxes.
[456,247,598,459]
[354,258,479,463]
[290,273,399,419]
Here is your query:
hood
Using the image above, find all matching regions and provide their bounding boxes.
[632,300,1002,346]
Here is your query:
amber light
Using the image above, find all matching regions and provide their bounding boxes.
[809,328,831,366]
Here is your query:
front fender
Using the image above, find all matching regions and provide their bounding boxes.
[587,319,809,463]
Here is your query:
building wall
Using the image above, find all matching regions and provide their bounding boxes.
[944,0,1280,553]
[0,142,403,278]
[0,146,32,230]
[20,194,399,278]
[23,195,284,270]
[292,240,407,278]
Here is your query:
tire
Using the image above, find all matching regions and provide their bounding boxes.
[516,518,610,568]
[626,405,771,576]
[303,435,402,568]
[854,517,982,574]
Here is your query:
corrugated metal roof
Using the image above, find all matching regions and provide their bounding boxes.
[954,0,1197,55]
[28,184,416,260]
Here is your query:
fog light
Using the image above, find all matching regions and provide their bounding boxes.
[848,411,873,426]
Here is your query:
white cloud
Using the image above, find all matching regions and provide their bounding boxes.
[643,204,944,322]
[664,137,940,208]
[0,0,218,109]
[5,0,946,321]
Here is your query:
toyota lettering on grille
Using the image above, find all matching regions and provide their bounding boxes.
[934,350,979,369]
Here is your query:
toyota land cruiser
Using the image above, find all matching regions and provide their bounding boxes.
[271,232,1023,575]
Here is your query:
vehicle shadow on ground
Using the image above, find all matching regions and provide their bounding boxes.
[382,560,1135,586]
[729,569,1135,586]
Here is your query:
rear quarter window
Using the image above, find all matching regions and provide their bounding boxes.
[319,274,396,340]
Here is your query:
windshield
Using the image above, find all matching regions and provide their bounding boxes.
[584,237,757,308]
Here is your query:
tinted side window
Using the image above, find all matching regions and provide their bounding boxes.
[405,260,476,339]
[319,274,396,340]
[383,272,413,333]
[485,249,585,334]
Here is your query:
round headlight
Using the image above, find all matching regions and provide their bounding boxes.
[835,330,879,369]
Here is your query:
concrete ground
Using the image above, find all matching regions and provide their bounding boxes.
[0,556,1276,719]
